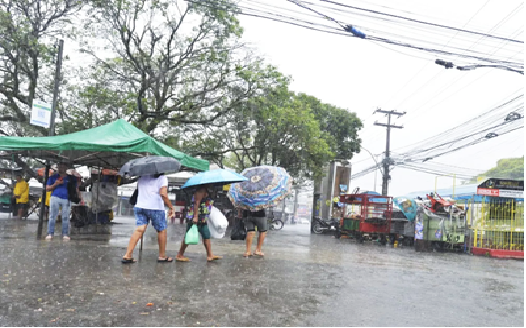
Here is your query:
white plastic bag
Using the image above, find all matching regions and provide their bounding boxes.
[208,206,228,239]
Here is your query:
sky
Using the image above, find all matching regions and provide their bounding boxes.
[233,0,525,196]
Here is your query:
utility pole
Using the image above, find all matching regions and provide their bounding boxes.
[39,39,63,222]
[374,108,405,196]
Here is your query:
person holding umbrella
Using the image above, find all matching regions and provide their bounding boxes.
[176,169,247,262]
[120,157,181,263]
[175,185,220,262]
[228,166,292,257]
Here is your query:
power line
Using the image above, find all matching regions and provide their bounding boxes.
[315,0,524,43]
[194,0,524,68]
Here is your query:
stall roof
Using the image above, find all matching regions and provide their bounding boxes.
[0,119,209,172]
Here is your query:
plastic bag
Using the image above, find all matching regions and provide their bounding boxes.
[208,221,225,239]
[209,206,228,231]
[185,224,199,245]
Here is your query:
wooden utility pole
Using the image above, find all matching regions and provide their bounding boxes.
[374,108,405,196]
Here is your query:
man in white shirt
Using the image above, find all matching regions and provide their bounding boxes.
[122,174,175,263]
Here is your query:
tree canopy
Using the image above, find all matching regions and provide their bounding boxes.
[0,0,363,182]
[471,156,524,182]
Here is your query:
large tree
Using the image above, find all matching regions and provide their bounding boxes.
[176,75,362,183]
[0,0,82,137]
[294,93,362,160]
[75,0,270,135]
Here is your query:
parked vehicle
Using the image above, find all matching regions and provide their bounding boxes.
[312,216,339,234]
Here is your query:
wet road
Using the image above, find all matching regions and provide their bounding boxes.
[0,214,523,327]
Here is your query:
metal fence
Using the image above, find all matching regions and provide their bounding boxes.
[463,197,524,251]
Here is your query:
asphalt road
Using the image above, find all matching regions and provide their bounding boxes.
[0,214,523,326]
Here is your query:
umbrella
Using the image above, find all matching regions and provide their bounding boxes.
[228,166,292,210]
[180,169,248,189]
[119,156,181,177]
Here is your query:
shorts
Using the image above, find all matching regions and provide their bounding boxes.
[244,216,268,232]
[16,203,29,210]
[134,207,167,232]
[186,223,211,240]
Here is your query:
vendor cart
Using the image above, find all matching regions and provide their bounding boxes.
[337,192,393,245]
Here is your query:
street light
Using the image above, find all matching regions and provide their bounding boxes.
[435,58,524,75]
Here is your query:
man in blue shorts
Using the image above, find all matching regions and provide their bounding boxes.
[122,174,175,263]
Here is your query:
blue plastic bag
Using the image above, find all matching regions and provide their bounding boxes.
[185,224,199,245]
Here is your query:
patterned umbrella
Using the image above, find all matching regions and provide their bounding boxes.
[228,166,292,210]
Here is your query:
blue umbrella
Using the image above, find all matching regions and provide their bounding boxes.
[228,166,292,210]
[181,169,248,189]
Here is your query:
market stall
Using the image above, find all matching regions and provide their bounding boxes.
[0,119,209,224]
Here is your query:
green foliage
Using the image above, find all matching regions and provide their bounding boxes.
[294,94,362,160]
[170,67,362,184]
[0,0,82,136]
[471,157,524,182]
[75,0,251,134]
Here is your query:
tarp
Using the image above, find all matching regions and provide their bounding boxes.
[0,119,209,172]
[404,183,523,201]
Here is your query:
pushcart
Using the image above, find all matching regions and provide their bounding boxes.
[337,192,393,245]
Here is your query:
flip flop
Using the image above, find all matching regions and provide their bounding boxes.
[253,252,264,257]
[157,257,173,263]
[121,257,136,264]
[175,257,190,262]
[207,256,222,262]
[243,252,252,257]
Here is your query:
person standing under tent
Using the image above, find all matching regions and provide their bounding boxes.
[45,162,76,241]
[12,174,29,219]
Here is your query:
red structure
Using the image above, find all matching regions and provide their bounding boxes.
[339,193,393,244]
[425,192,454,214]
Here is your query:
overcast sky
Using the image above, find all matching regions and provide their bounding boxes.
[234,0,524,196]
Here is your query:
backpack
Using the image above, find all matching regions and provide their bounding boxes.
[66,175,81,204]
[129,189,138,206]
[230,219,247,240]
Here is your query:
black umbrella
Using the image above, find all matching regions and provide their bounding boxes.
[119,156,181,177]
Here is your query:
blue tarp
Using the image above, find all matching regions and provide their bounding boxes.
[404,183,523,201]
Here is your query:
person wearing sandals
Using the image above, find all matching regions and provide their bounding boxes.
[176,185,222,263]
[242,208,267,257]
[122,174,175,264]
[45,162,76,241]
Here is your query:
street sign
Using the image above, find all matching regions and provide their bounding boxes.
[477,188,524,199]
[477,188,500,197]
[30,100,51,128]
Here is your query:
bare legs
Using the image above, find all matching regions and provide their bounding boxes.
[177,237,219,262]
[123,224,147,260]
[245,231,266,256]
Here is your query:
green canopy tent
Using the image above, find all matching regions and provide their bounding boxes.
[0,119,209,171]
